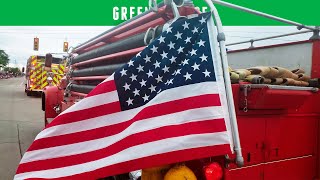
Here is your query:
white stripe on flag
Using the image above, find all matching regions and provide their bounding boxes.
[102,73,114,83]
[15,132,230,179]
[60,90,118,115]
[35,81,220,140]
[22,106,224,163]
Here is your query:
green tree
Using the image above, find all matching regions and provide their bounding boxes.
[3,67,21,74]
[0,50,9,67]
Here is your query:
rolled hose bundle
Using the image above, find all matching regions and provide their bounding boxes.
[283,78,296,86]
[263,78,272,84]
[292,68,305,74]
[72,26,163,65]
[297,73,311,81]
[273,66,299,80]
[229,66,311,87]
[245,75,265,84]
[69,84,95,94]
[233,69,251,80]
[71,63,125,77]
[296,81,309,87]
[230,72,240,83]
[270,78,284,85]
[247,66,279,78]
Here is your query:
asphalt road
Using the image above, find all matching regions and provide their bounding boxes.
[0,77,44,180]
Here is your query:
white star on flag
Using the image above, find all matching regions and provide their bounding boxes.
[142,94,149,102]
[160,51,168,59]
[192,27,199,34]
[199,17,206,24]
[123,83,131,91]
[133,88,140,96]
[162,65,170,73]
[182,59,189,66]
[177,46,184,54]
[129,74,137,81]
[182,21,190,29]
[120,69,127,76]
[128,60,134,67]
[200,54,208,62]
[139,79,147,87]
[190,49,197,56]
[168,41,175,49]
[144,55,151,62]
[149,84,156,92]
[151,45,158,53]
[136,64,144,72]
[166,26,173,33]
[175,31,182,40]
[169,56,177,64]
[126,97,133,105]
[153,61,161,68]
[158,36,166,43]
[183,72,192,80]
[192,63,200,71]
[155,75,163,83]
[185,37,192,43]
[198,39,205,47]
[147,70,154,77]
[203,69,211,77]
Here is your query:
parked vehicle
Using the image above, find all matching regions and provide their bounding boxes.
[25,54,65,96]
[42,0,319,179]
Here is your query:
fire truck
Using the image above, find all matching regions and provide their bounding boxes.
[42,0,320,179]
[25,54,65,96]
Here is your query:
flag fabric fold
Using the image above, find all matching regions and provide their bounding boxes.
[15,12,233,180]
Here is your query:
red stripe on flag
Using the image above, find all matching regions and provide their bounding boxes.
[87,80,116,97]
[24,144,231,180]
[28,94,221,151]
[17,119,226,174]
[46,101,121,128]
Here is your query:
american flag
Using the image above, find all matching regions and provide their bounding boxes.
[15,12,232,179]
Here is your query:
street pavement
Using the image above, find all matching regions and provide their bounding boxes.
[0,77,44,180]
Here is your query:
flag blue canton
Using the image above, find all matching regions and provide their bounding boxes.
[114,13,216,110]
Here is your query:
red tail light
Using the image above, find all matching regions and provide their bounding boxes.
[204,162,223,180]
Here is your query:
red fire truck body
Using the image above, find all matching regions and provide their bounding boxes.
[225,83,319,179]
[223,39,320,179]
[42,1,320,179]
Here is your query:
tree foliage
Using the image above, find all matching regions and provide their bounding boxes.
[0,50,9,66]
[4,67,21,74]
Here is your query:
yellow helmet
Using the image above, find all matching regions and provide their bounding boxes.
[164,164,197,180]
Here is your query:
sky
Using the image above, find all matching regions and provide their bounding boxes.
[0,26,313,69]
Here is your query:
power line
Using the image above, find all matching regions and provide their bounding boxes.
[225,30,296,34]
[226,34,307,42]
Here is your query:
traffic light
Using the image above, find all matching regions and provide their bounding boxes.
[34,37,39,51]
[63,42,68,52]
